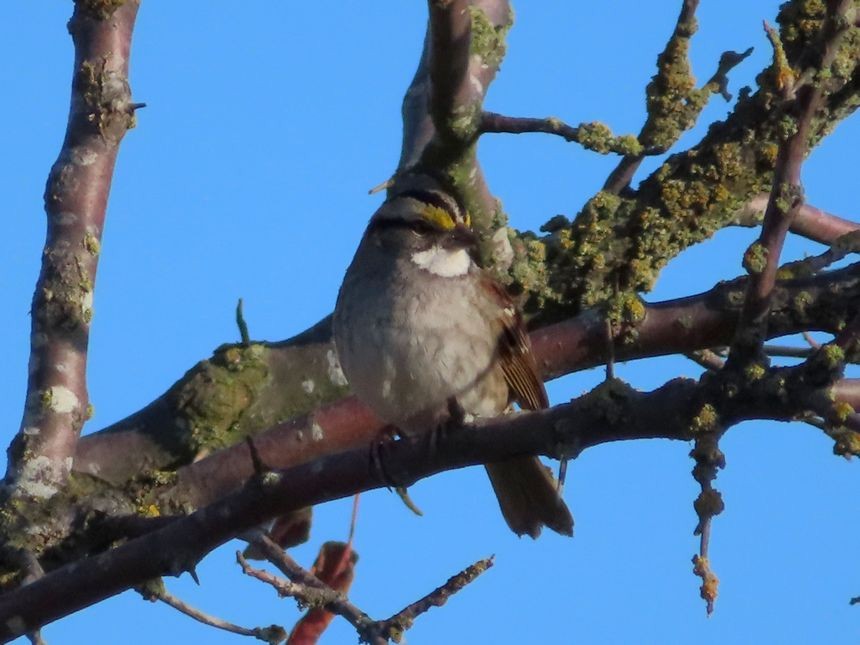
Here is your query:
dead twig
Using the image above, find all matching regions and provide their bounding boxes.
[137,578,286,644]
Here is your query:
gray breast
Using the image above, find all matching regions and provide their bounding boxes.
[333,239,499,430]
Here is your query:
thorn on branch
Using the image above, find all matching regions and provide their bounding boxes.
[395,486,424,516]
[187,566,200,586]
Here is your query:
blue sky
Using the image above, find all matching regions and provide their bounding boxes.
[1,2,858,644]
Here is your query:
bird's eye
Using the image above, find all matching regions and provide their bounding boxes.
[410,220,436,236]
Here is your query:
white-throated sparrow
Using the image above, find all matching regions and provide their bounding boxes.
[333,176,573,538]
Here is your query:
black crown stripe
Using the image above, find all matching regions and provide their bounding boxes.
[398,189,459,222]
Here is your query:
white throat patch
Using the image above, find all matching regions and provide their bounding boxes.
[410,246,471,277]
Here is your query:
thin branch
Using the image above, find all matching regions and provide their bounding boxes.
[604,0,701,193]
[375,556,494,643]
[5,0,140,500]
[138,579,285,644]
[238,543,377,644]
[762,345,813,358]
[479,113,643,155]
[236,298,251,347]
[685,350,725,371]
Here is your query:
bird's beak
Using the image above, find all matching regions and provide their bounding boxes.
[448,223,478,249]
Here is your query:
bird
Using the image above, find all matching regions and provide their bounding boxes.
[333,175,573,538]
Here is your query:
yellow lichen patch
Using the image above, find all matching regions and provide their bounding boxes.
[832,400,855,423]
[742,242,769,275]
[833,430,860,457]
[83,232,101,256]
[692,554,720,613]
[139,503,161,518]
[744,363,766,382]
[821,344,845,369]
[691,404,719,433]
[468,5,512,68]
[764,21,795,93]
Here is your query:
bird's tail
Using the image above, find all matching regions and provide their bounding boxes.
[485,457,574,538]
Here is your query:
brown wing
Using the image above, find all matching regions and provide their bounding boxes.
[483,277,549,411]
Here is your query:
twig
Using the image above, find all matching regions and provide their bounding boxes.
[762,345,813,358]
[690,420,725,615]
[375,556,495,644]
[138,578,285,644]
[685,350,726,371]
[237,549,378,644]
[802,332,821,349]
[236,298,251,347]
[605,317,616,381]
[604,0,688,192]
[288,541,359,645]
[479,113,643,155]
[604,5,752,193]
[243,537,373,632]
[368,177,394,195]
[776,230,860,277]
[347,493,360,545]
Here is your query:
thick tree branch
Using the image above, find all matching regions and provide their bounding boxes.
[69,261,860,508]
[727,1,853,368]
[5,0,140,501]
[540,0,860,317]
[396,1,514,271]
[0,368,833,639]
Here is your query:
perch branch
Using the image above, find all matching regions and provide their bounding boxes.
[0,367,834,639]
